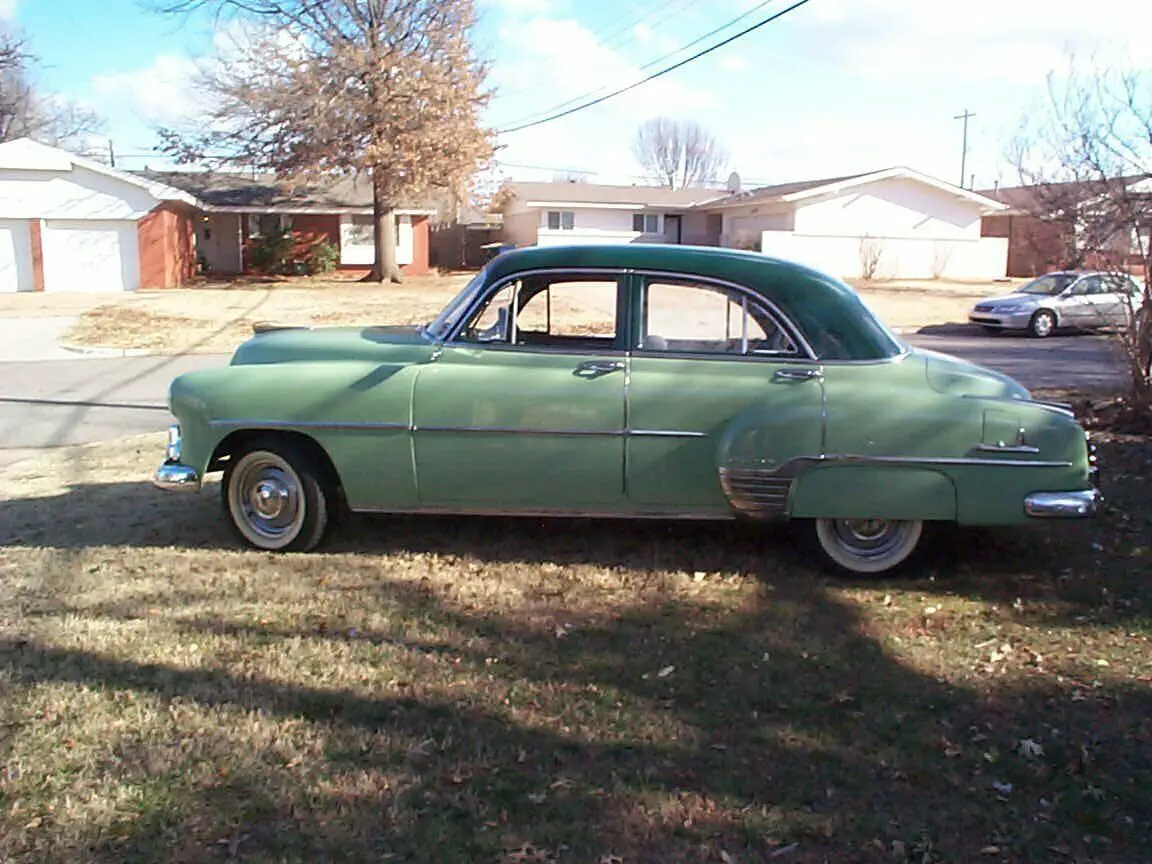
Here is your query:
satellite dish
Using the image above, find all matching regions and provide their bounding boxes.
[726,171,742,193]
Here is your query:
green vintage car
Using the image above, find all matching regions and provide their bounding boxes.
[154,244,1100,574]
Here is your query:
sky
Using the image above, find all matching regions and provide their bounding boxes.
[5,0,1152,192]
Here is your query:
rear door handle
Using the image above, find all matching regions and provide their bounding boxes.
[773,368,823,383]
[574,359,624,378]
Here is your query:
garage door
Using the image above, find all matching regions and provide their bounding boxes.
[0,219,33,293]
[42,220,139,293]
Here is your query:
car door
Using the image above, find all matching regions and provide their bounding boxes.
[1096,274,1139,327]
[1059,275,1100,327]
[411,271,627,509]
[625,275,824,512]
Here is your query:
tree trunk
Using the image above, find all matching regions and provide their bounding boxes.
[371,167,402,284]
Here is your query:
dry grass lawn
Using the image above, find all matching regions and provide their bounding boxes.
[0,272,1010,355]
[1,401,1150,863]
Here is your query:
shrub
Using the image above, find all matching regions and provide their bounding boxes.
[247,226,296,274]
[307,238,340,275]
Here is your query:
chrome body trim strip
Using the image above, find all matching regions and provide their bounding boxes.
[153,461,202,492]
[415,424,620,437]
[730,453,1074,481]
[1024,489,1102,518]
[963,394,1076,417]
[629,429,708,438]
[208,418,707,439]
[209,419,409,432]
[351,505,737,521]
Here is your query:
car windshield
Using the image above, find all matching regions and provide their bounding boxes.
[1019,274,1075,295]
[424,268,488,341]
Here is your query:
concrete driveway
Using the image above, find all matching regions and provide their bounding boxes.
[0,316,86,361]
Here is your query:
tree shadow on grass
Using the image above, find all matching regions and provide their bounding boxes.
[3,567,1152,863]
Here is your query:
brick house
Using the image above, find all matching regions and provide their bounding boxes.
[139,170,436,278]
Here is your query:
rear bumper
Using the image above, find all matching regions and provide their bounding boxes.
[154,461,201,492]
[1024,489,1102,518]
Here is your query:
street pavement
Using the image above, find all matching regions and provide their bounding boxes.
[0,326,1127,471]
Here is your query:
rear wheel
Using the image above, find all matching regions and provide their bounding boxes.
[812,518,923,575]
[1029,309,1056,338]
[222,440,331,551]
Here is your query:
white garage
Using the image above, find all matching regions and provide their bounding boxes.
[42,220,140,293]
[0,219,33,293]
[0,138,199,293]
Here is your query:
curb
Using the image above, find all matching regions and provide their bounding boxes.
[58,342,172,358]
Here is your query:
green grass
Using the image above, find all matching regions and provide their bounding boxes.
[0,427,1150,863]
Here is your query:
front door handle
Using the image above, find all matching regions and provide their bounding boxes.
[575,360,624,377]
[773,367,823,383]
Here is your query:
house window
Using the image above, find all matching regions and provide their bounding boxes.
[632,213,660,234]
[546,210,575,230]
[247,213,291,238]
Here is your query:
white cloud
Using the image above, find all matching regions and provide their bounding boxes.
[481,0,551,13]
[716,54,751,74]
[0,0,16,20]
[91,54,204,129]
[793,0,1152,83]
[489,15,717,180]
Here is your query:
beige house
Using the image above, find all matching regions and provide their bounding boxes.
[494,168,1011,280]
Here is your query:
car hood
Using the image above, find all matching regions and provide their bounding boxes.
[915,347,1031,400]
[975,292,1040,307]
[230,324,435,366]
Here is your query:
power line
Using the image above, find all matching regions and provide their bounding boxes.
[498,0,776,131]
[499,0,813,135]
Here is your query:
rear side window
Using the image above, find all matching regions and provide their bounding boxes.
[639,279,799,356]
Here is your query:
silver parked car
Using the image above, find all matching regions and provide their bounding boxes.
[969,270,1143,337]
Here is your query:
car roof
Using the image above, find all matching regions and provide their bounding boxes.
[483,244,903,361]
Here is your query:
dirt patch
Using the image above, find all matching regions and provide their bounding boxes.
[51,274,473,353]
[1,408,1150,862]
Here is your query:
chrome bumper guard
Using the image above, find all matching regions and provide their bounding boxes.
[153,424,201,491]
[154,461,201,492]
[1024,489,1102,518]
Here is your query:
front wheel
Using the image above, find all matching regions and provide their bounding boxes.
[1028,309,1056,338]
[812,518,923,575]
[223,441,332,551]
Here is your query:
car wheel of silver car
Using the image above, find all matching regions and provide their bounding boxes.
[812,518,923,575]
[1028,309,1056,338]
[223,443,330,552]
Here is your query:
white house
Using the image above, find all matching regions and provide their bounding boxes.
[0,138,201,293]
[495,168,1011,280]
[496,181,724,249]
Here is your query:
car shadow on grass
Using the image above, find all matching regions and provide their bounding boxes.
[3,560,1151,863]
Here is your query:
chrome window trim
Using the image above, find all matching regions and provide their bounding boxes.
[443,267,630,350]
[630,269,817,361]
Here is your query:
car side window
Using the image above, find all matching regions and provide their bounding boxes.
[1075,275,1103,295]
[456,274,621,350]
[640,279,799,356]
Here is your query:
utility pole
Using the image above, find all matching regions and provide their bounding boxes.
[108,139,116,168]
[954,109,975,188]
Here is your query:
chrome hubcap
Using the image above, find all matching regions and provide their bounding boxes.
[830,519,905,559]
[1034,314,1053,336]
[232,454,303,542]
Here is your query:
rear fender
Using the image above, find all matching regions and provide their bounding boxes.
[789,464,957,521]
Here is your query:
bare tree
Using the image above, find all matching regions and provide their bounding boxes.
[632,116,727,190]
[1013,56,1152,410]
[0,30,102,148]
[155,0,494,283]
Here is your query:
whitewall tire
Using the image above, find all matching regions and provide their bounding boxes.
[223,443,330,552]
[812,518,923,575]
